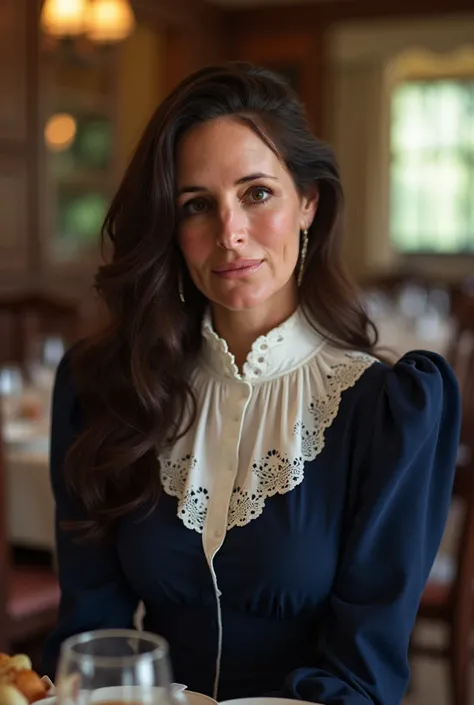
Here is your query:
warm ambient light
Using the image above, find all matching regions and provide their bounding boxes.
[85,0,136,43]
[40,0,88,37]
[40,0,135,43]
[44,113,77,152]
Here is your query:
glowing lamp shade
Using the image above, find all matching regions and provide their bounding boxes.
[85,0,135,43]
[40,0,88,37]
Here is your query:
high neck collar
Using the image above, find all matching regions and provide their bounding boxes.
[201,307,326,382]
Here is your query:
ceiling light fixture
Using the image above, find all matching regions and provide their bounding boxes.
[40,0,135,43]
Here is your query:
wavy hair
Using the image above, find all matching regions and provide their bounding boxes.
[66,62,378,540]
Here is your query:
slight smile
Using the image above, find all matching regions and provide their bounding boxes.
[212,260,264,279]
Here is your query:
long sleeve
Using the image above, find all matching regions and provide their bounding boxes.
[276,352,461,705]
[42,351,139,680]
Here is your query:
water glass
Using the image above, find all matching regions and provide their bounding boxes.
[56,630,182,705]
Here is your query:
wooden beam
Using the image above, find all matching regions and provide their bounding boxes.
[224,0,474,32]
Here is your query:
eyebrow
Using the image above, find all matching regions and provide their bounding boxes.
[178,172,278,196]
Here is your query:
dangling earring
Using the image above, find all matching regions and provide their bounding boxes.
[178,271,185,304]
[297,229,308,287]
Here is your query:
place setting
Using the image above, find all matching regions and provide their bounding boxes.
[0,630,321,705]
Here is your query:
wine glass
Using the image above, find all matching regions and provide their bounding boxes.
[56,629,185,705]
[26,333,65,389]
[0,365,24,423]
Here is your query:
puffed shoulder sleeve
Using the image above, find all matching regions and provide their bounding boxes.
[279,352,461,705]
[42,350,139,679]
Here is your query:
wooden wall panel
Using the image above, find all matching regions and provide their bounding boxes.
[0,0,28,143]
[0,159,28,271]
[163,6,226,93]
[0,0,36,286]
[135,0,221,27]
[227,28,327,137]
[136,0,226,94]
[226,0,474,33]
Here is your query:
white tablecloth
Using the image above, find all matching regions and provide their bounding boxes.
[374,315,452,359]
[6,436,55,551]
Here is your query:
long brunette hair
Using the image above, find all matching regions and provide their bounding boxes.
[66,62,378,540]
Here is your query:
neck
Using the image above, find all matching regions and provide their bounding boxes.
[211,287,299,370]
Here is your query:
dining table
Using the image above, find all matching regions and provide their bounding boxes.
[3,380,55,553]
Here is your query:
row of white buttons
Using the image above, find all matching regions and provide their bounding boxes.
[204,382,252,551]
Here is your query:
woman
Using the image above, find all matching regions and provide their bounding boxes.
[43,63,461,705]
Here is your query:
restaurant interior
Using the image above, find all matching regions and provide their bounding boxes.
[0,1,473,704]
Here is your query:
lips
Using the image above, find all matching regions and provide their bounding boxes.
[212,259,264,280]
[212,259,263,273]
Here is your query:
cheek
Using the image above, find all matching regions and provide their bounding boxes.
[251,208,299,253]
[178,225,212,268]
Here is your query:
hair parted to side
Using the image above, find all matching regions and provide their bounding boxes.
[65,62,378,541]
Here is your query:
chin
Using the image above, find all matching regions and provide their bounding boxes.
[213,287,273,312]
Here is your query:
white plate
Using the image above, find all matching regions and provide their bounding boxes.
[185,693,217,705]
[219,698,321,705]
[38,689,216,705]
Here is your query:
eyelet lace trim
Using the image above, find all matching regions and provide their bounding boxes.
[161,351,374,533]
[202,309,300,381]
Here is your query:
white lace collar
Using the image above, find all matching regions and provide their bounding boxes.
[200,307,326,382]
[161,311,377,542]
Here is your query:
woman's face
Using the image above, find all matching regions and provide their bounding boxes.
[176,117,318,315]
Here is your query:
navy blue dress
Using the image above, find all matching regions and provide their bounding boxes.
[42,316,461,705]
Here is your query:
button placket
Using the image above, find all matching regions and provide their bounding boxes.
[202,381,251,561]
[206,467,235,552]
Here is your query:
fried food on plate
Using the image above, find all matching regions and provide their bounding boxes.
[0,654,48,705]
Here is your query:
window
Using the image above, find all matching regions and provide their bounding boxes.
[390,79,474,254]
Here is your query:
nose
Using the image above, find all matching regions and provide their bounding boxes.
[216,204,247,250]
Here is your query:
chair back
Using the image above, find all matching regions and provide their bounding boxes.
[0,291,80,370]
[0,403,10,650]
[448,293,474,444]
[449,467,474,647]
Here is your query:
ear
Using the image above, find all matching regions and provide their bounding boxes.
[300,185,319,230]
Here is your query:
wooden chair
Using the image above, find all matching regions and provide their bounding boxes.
[410,293,474,705]
[0,406,8,652]
[0,291,81,371]
[411,468,474,705]
[0,404,60,654]
[448,293,474,443]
